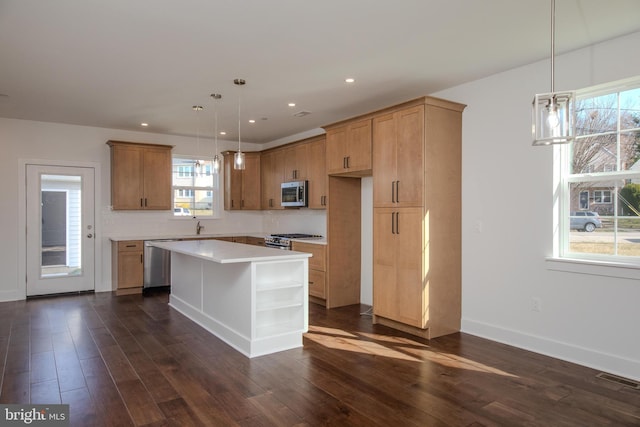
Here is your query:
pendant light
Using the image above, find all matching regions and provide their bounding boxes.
[193,105,204,174]
[210,93,222,174]
[234,78,246,170]
[532,0,575,146]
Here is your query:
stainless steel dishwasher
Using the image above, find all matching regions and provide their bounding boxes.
[143,239,176,292]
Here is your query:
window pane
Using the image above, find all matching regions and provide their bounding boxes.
[40,174,82,277]
[620,87,640,131]
[575,94,619,136]
[172,156,218,217]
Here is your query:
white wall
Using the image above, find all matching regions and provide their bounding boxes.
[435,31,640,381]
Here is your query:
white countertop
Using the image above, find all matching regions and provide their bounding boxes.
[109,233,327,245]
[148,239,312,264]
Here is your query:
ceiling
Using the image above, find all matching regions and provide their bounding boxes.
[2,0,640,144]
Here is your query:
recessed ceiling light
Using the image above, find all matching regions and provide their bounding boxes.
[249,119,256,124]
[288,102,296,107]
[345,78,355,83]
[220,131,226,135]
[140,123,149,127]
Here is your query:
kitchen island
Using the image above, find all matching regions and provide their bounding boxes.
[147,239,311,358]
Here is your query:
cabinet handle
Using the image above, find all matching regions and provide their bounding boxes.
[391,181,395,203]
[396,211,400,234]
[343,157,347,169]
[391,212,396,234]
[309,281,314,285]
[140,254,143,263]
[395,181,399,203]
[346,156,350,169]
[126,244,136,248]
[231,200,234,208]
[140,198,143,207]
[144,198,148,207]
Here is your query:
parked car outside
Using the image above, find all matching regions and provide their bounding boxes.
[174,207,192,216]
[570,211,603,232]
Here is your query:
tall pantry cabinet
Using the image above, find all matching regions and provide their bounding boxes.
[372,97,465,339]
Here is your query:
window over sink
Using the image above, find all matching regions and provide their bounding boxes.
[172,156,220,218]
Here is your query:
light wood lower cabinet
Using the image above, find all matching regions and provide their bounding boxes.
[112,240,144,295]
[291,241,326,300]
[373,208,424,327]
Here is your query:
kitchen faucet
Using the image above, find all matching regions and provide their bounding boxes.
[196,220,204,235]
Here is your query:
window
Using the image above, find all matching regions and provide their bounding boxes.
[172,156,220,217]
[593,190,612,204]
[558,77,640,263]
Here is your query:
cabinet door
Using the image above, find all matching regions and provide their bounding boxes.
[111,144,144,210]
[372,113,397,207]
[307,137,326,209]
[395,106,424,207]
[346,119,372,172]
[224,154,243,210]
[373,208,398,319]
[118,250,143,289]
[393,208,424,328]
[142,146,172,210]
[373,207,424,328]
[326,125,348,174]
[283,143,309,181]
[241,153,261,209]
[260,151,276,209]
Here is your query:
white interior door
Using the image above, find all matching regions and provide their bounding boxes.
[26,165,95,296]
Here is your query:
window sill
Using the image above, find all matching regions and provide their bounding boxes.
[546,257,640,280]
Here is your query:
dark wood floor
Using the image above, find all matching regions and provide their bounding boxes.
[0,291,638,426]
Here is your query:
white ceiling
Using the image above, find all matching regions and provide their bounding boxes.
[1,0,640,144]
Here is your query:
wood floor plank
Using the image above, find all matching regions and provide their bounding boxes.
[30,378,61,404]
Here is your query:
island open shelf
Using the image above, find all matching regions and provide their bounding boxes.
[148,240,310,358]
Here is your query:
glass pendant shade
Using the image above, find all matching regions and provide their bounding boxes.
[212,154,221,174]
[532,91,575,145]
[234,151,245,170]
[233,78,246,170]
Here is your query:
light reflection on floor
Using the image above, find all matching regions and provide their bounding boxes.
[305,325,518,377]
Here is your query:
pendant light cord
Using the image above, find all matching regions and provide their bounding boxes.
[550,0,555,93]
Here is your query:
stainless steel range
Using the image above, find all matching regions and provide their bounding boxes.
[264,233,322,250]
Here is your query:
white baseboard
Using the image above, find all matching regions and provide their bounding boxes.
[462,318,640,382]
[0,289,23,303]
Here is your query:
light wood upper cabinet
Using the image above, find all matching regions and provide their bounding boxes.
[223,151,261,210]
[325,118,372,176]
[261,135,326,210]
[261,151,282,210]
[373,105,425,207]
[283,143,309,181]
[107,141,173,210]
[307,136,327,209]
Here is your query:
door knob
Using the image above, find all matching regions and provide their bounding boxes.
[87,233,93,238]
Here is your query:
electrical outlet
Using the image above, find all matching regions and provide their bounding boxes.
[532,297,541,312]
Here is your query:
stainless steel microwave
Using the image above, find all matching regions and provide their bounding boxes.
[281,180,308,207]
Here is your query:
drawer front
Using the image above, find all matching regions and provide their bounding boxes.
[308,269,326,299]
[118,240,143,252]
[292,242,326,271]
